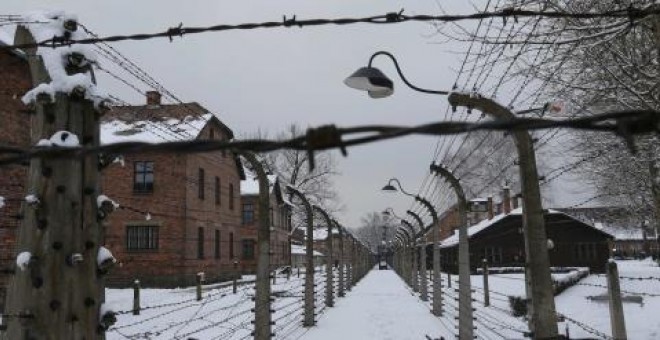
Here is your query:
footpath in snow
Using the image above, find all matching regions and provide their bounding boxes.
[297,268,450,340]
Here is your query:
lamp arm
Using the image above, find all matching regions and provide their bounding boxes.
[368,51,449,96]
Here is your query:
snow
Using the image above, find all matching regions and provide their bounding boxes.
[20,11,109,109]
[0,196,4,209]
[298,269,452,340]
[100,113,213,144]
[97,194,119,209]
[0,28,13,45]
[24,194,39,205]
[34,131,80,147]
[97,246,116,267]
[16,252,32,271]
[291,244,324,256]
[99,302,116,320]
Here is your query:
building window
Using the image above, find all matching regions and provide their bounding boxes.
[215,230,220,259]
[243,203,255,225]
[229,183,234,210]
[484,246,503,264]
[215,176,220,205]
[126,225,159,251]
[197,227,204,259]
[229,232,235,258]
[198,168,205,200]
[133,161,154,193]
[242,239,256,260]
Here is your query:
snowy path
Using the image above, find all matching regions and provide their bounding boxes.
[297,269,451,340]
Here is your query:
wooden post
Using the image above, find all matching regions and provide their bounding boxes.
[132,280,141,315]
[196,272,204,301]
[483,259,490,307]
[607,261,627,340]
[4,24,108,339]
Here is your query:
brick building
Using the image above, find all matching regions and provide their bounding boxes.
[239,174,292,273]
[101,91,245,287]
[0,31,32,309]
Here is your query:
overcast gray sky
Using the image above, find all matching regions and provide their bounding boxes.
[3,0,594,227]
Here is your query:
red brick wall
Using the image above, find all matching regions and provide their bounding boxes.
[0,49,31,308]
[239,192,291,273]
[102,118,243,287]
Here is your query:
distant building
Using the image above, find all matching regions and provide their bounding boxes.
[239,174,292,273]
[0,30,32,309]
[439,208,614,273]
[101,91,245,287]
[291,244,324,268]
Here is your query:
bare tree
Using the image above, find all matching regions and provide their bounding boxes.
[352,212,396,253]
[440,0,659,231]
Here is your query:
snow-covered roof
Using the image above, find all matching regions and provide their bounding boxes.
[594,223,655,241]
[291,244,324,256]
[439,207,589,248]
[101,112,214,144]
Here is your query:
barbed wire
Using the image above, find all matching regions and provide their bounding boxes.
[0,109,656,168]
[3,7,660,50]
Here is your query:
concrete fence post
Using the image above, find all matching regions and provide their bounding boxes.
[607,261,627,340]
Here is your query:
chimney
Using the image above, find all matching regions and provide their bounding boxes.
[487,196,494,220]
[502,187,511,214]
[146,91,162,106]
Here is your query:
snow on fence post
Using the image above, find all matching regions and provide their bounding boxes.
[483,259,490,307]
[607,260,627,340]
[4,20,112,339]
[133,280,141,315]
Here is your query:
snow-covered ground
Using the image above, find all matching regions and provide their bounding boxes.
[297,269,451,340]
[95,259,660,339]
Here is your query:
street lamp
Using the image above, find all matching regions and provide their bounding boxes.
[344,51,449,98]
[349,51,559,337]
[381,178,442,315]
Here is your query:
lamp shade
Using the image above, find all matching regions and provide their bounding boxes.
[344,67,394,98]
[381,184,397,192]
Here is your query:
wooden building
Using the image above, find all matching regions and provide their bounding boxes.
[439,208,614,273]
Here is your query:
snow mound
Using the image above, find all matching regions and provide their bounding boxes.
[97,246,116,267]
[16,251,32,271]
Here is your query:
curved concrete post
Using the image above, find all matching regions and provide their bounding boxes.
[448,92,557,337]
[313,205,334,308]
[430,163,473,339]
[240,152,272,340]
[286,186,314,327]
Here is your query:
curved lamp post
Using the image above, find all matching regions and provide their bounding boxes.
[286,185,315,327]
[430,162,473,340]
[383,178,443,316]
[312,205,334,308]
[351,51,558,337]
